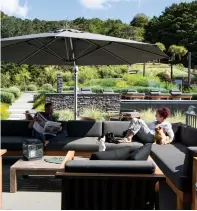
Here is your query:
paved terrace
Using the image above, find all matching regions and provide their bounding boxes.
[2,157,61,210]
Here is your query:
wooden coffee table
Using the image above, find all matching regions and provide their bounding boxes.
[10,153,73,193]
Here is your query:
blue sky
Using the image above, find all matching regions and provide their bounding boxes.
[1,0,194,23]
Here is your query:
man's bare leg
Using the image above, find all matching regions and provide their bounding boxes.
[118,130,134,143]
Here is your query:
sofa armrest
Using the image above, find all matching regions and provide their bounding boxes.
[64,160,156,174]
[188,147,197,157]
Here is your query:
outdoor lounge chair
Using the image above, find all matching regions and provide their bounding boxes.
[170,90,192,100]
[80,87,93,94]
[122,89,145,100]
[147,89,170,100]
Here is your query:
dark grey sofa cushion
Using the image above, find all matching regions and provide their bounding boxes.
[178,125,197,146]
[67,120,102,137]
[151,143,190,191]
[1,136,27,150]
[90,147,133,160]
[65,160,156,174]
[103,121,130,137]
[129,144,152,160]
[1,120,32,136]
[46,137,143,152]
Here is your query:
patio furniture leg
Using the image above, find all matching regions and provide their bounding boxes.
[10,168,17,193]
[192,157,197,210]
[177,195,184,210]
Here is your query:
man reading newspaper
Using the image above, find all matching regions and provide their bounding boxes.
[28,102,67,146]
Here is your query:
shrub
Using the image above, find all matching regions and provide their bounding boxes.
[156,72,171,82]
[0,103,10,120]
[78,66,98,84]
[80,107,105,120]
[27,84,37,91]
[38,90,56,94]
[33,95,45,109]
[100,78,117,87]
[42,83,53,90]
[0,91,15,104]
[92,87,103,93]
[9,86,21,98]
[116,80,128,88]
[62,71,73,83]
[54,109,74,120]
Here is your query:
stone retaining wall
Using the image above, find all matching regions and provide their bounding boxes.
[45,93,120,112]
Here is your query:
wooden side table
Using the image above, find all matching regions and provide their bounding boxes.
[0,149,7,209]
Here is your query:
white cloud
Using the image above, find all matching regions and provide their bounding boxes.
[79,0,131,9]
[0,0,29,18]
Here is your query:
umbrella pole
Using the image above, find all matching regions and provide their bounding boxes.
[73,65,78,120]
[69,37,78,120]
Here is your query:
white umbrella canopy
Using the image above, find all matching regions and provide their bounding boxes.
[1,29,167,119]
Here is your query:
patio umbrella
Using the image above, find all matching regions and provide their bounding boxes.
[1,29,167,119]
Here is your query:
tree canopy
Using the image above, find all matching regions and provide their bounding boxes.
[145,1,197,65]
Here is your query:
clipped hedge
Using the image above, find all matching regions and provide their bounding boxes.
[42,83,53,90]
[0,91,15,104]
[9,86,20,98]
[27,84,37,91]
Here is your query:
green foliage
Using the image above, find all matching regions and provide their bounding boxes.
[33,95,45,109]
[145,1,197,65]
[62,71,73,83]
[0,103,10,120]
[0,72,11,87]
[27,84,37,91]
[156,42,166,52]
[130,13,149,28]
[54,110,74,120]
[80,107,105,120]
[100,78,117,87]
[116,80,128,88]
[42,83,53,90]
[9,86,21,98]
[15,67,31,90]
[156,71,171,82]
[78,66,98,84]
[0,91,15,104]
[140,108,185,123]
[168,45,188,60]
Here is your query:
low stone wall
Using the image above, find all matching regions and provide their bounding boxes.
[45,93,121,112]
[120,100,197,113]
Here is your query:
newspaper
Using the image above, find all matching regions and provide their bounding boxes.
[33,113,61,136]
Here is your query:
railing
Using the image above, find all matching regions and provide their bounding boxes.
[186,113,197,128]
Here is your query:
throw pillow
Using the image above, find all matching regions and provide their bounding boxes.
[90,147,132,160]
[128,143,152,161]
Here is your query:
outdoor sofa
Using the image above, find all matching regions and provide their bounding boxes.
[121,89,145,100]
[56,152,163,210]
[1,120,197,209]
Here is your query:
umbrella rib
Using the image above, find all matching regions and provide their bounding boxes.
[1,38,35,49]
[84,39,131,65]
[18,37,59,65]
[117,42,167,58]
[74,42,112,62]
[35,39,68,63]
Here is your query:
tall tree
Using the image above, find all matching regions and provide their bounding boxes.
[130,13,149,28]
[145,1,197,65]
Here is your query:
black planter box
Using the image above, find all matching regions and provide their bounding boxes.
[23,139,43,160]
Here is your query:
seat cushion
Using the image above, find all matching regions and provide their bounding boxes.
[178,125,197,146]
[1,136,30,150]
[67,121,102,137]
[103,121,130,137]
[151,143,190,191]
[90,147,132,160]
[1,120,32,136]
[65,160,156,174]
[46,137,143,152]
[129,144,152,161]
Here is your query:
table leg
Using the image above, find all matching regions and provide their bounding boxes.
[10,169,17,193]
